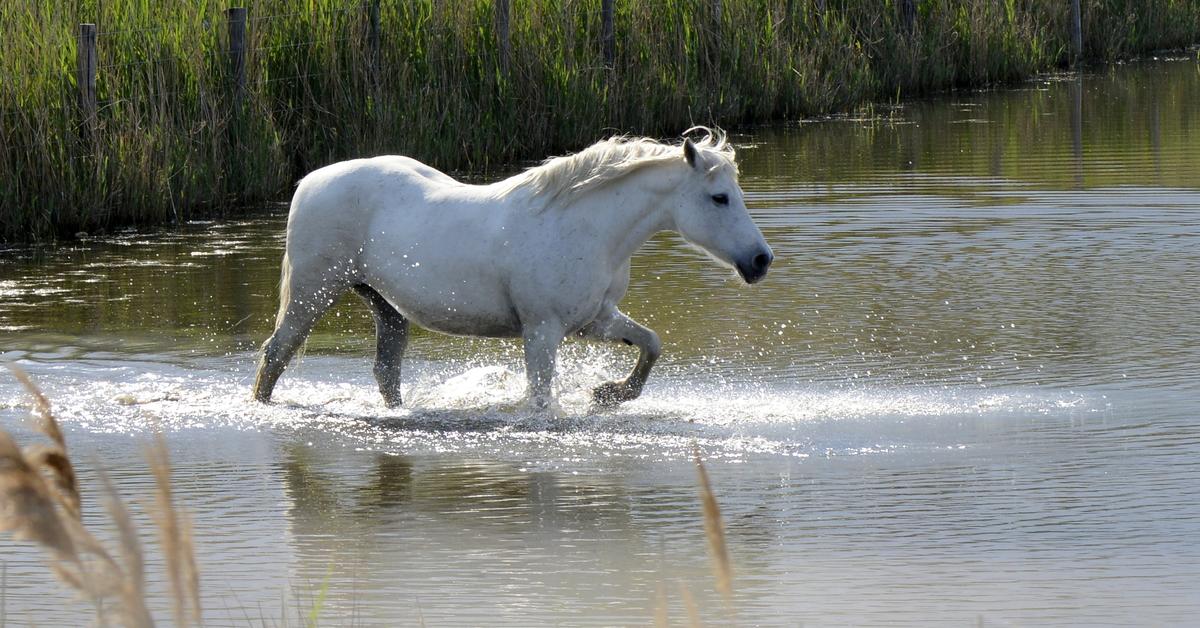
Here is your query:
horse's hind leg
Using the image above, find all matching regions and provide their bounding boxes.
[577,309,661,405]
[253,266,347,403]
[353,284,409,408]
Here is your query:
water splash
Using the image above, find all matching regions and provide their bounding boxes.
[2,352,1100,468]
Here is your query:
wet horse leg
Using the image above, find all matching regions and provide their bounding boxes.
[577,309,661,405]
[522,319,566,409]
[353,284,409,408]
[253,276,347,403]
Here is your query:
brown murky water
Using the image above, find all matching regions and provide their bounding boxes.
[2,56,1200,625]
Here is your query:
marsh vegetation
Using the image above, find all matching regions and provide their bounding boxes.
[3,0,1199,240]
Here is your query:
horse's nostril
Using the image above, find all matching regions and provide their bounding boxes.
[753,252,772,271]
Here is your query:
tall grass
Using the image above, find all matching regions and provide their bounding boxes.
[3,0,1199,241]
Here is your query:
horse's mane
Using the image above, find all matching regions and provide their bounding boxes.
[499,127,737,208]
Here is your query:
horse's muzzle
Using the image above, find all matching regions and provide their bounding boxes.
[736,249,774,284]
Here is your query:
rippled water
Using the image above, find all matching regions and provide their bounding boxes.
[3,57,1200,625]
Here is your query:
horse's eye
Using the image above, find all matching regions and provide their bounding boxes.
[711,193,729,206]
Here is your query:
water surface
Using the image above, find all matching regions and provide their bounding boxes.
[2,57,1200,625]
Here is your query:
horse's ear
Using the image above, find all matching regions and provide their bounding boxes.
[683,138,699,169]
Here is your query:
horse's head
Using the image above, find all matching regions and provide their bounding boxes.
[667,133,773,284]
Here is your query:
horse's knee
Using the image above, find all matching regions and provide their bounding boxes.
[261,330,298,365]
[636,330,661,362]
[261,333,283,360]
[646,331,661,357]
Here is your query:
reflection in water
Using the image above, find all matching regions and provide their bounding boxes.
[2,57,1200,624]
[737,57,1199,189]
[276,443,740,625]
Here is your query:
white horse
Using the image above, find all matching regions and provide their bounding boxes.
[253,128,773,408]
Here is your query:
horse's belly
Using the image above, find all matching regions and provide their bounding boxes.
[404,307,521,338]
[379,284,522,338]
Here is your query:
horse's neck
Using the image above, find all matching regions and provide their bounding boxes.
[565,166,680,267]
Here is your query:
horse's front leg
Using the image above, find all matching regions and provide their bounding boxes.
[522,320,566,409]
[577,309,661,405]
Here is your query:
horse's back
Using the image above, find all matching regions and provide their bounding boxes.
[284,156,460,255]
[291,155,457,214]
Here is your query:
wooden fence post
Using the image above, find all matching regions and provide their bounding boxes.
[601,0,615,68]
[226,7,247,102]
[496,0,511,76]
[1070,0,1083,64]
[76,23,97,130]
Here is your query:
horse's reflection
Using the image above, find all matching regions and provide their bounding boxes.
[278,441,637,537]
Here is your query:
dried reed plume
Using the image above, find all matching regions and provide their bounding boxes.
[651,451,728,627]
[693,447,733,603]
[1,365,201,626]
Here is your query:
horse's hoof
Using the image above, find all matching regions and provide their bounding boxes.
[593,381,636,406]
[520,395,559,414]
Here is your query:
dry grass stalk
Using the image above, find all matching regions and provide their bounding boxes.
[9,365,80,519]
[147,432,202,627]
[22,443,81,519]
[1,366,201,627]
[416,596,428,628]
[1,367,126,610]
[98,467,154,628]
[9,365,64,448]
[678,581,703,628]
[653,581,669,628]
[693,447,733,604]
[0,430,77,558]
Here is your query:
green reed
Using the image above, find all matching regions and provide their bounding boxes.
[3,0,1199,241]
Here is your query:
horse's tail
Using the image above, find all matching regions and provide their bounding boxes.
[273,250,293,329]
